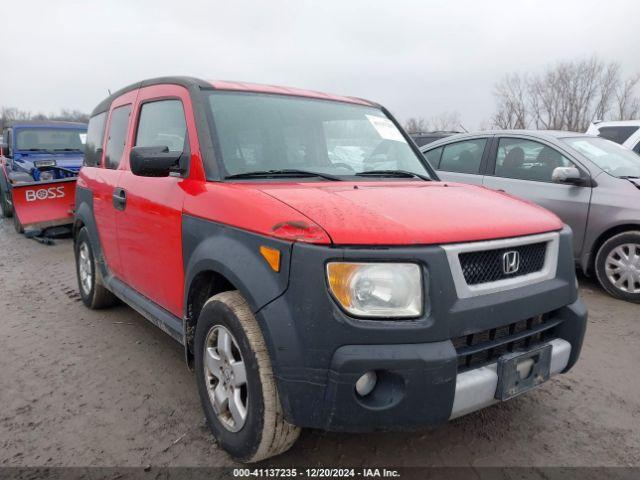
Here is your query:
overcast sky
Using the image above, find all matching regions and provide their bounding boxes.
[1,0,639,129]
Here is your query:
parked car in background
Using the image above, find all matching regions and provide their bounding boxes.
[421,130,640,302]
[74,77,585,462]
[410,131,459,147]
[586,120,640,154]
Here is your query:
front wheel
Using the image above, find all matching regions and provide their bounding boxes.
[595,231,640,303]
[194,291,300,462]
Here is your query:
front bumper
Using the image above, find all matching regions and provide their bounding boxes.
[255,227,587,431]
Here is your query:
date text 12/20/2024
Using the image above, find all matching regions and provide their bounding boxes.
[233,469,401,478]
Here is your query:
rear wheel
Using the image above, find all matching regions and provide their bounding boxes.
[75,227,116,309]
[0,184,12,218]
[194,291,300,462]
[595,231,640,303]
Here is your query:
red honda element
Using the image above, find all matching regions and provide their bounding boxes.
[74,77,587,462]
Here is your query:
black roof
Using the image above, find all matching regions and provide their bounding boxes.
[91,76,212,116]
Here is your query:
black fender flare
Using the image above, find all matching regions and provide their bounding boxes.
[181,215,293,360]
[74,186,109,279]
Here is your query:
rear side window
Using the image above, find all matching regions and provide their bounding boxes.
[439,139,486,174]
[135,99,187,152]
[84,112,107,167]
[423,147,443,168]
[105,105,132,170]
[597,126,639,145]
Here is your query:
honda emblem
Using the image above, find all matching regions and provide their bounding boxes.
[503,250,520,275]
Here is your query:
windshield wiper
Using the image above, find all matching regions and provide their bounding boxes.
[22,148,50,152]
[53,148,82,152]
[226,169,342,181]
[355,170,431,181]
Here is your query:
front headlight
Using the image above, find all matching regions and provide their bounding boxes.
[34,159,56,168]
[326,262,423,318]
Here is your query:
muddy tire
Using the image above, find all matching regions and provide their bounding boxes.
[0,184,12,218]
[75,227,117,309]
[194,291,300,462]
[595,231,640,303]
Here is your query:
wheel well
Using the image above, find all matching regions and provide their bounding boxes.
[72,219,85,242]
[185,270,236,353]
[589,224,640,273]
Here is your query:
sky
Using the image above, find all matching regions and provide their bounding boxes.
[1,0,639,129]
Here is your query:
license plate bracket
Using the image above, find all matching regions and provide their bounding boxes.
[495,344,552,401]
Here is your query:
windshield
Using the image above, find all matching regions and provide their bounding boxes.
[205,92,431,179]
[15,128,87,152]
[563,136,640,178]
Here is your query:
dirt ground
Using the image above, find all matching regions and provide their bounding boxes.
[0,218,639,469]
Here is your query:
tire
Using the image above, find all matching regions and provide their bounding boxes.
[74,227,117,309]
[0,184,12,218]
[595,230,640,303]
[194,291,300,462]
[13,212,23,234]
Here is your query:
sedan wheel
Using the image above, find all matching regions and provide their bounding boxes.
[604,244,640,294]
[595,231,640,303]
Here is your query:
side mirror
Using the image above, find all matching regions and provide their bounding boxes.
[552,166,583,185]
[130,146,182,177]
[1,143,10,157]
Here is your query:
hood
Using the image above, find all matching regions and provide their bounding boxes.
[256,181,563,245]
[15,152,83,170]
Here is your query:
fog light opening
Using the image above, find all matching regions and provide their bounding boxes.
[355,370,378,397]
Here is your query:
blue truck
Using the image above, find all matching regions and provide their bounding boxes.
[1,121,87,232]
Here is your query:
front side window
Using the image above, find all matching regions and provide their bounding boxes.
[84,112,107,167]
[135,99,187,152]
[205,92,431,178]
[563,136,640,178]
[494,138,576,182]
[15,128,86,153]
[439,139,486,174]
[105,105,131,170]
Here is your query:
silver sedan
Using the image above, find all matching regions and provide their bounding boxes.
[421,130,640,302]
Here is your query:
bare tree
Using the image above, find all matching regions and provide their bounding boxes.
[493,73,528,129]
[615,74,640,120]
[404,117,427,134]
[427,111,461,131]
[492,57,640,131]
[404,111,461,133]
[0,106,89,132]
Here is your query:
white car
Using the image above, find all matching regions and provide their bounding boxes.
[586,120,640,153]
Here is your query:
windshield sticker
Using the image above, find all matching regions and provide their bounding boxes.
[79,133,87,144]
[572,140,607,157]
[366,115,406,143]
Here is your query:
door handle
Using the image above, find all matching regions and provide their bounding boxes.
[112,188,127,211]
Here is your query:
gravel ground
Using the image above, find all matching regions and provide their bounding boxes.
[0,218,639,468]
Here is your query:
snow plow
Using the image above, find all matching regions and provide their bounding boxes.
[0,121,86,234]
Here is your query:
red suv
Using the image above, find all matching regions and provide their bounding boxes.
[74,77,587,462]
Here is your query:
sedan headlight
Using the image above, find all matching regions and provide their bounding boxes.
[326,262,423,318]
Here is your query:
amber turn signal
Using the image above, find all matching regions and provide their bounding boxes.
[260,246,281,272]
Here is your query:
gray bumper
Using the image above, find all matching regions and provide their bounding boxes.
[450,338,571,419]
